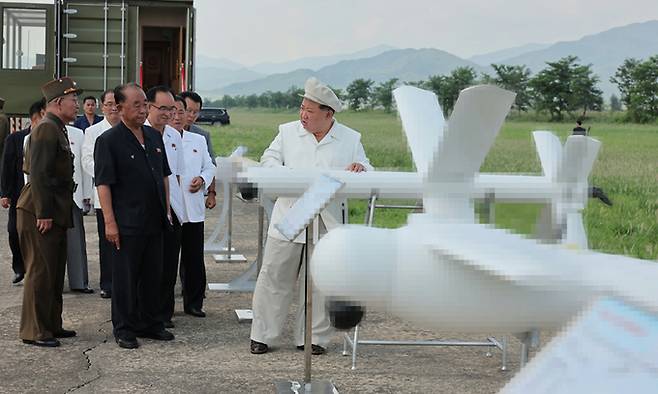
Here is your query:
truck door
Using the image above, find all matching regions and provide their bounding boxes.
[0,2,54,116]
[62,1,135,100]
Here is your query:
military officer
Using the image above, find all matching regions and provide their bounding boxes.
[94,83,174,349]
[250,77,373,355]
[17,78,82,347]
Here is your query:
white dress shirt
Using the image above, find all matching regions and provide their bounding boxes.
[66,125,92,209]
[178,131,215,223]
[261,119,373,243]
[145,119,185,222]
[81,118,112,209]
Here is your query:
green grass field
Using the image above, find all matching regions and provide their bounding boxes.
[207,108,658,260]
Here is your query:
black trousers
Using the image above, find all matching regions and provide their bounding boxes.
[110,232,164,339]
[180,221,206,311]
[96,209,112,292]
[160,213,181,323]
[7,203,25,275]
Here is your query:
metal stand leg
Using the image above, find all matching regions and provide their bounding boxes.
[501,336,508,371]
[351,325,359,370]
[213,184,246,262]
[517,330,539,369]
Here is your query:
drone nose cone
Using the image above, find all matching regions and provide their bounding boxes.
[311,225,397,305]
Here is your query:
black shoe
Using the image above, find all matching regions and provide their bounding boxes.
[23,338,60,347]
[164,320,174,329]
[184,308,206,318]
[296,344,326,355]
[137,330,174,341]
[115,336,139,349]
[100,290,111,299]
[12,273,24,284]
[250,340,268,354]
[54,329,77,338]
[72,287,94,294]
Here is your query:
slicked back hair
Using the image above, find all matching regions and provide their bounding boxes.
[100,89,114,104]
[174,95,187,109]
[29,98,46,118]
[146,85,175,103]
[113,83,143,105]
[180,90,203,110]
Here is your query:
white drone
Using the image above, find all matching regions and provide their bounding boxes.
[221,85,658,335]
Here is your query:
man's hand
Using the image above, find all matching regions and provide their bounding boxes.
[189,176,204,193]
[37,218,53,234]
[0,197,10,209]
[205,192,217,209]
[105,220,120,250]
[346,162,366,173]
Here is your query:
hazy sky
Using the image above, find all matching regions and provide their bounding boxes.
[194,0,658,66]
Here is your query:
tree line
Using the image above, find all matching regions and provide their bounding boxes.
[206,55,658,123]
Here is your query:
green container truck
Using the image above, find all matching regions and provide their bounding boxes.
[0,0,196,116]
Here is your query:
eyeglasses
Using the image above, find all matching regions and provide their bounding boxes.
[102,102,117,107]
[150,104,176,112]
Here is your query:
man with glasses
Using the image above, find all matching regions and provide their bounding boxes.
[180,91,217,209]
[94,83,175,349]
[82,90,121,299]
[17,77,82,347]
[144,86,185,328]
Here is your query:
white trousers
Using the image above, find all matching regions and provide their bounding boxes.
[250,232,333,347]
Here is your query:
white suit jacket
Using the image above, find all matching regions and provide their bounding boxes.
[65,125,92,209]
[261,120,373,243]
[178,131,215,223]
[145,120,185,222]
[81,118,112,209]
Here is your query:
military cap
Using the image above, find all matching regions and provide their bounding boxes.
[299,77,342,112]
[41,77,83,102]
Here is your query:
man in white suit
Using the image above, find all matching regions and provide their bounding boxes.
[65,125,93,293]
[144,86,184,328]
[167,95,215,318]
[250,77,373,355]
[81,89,120,299]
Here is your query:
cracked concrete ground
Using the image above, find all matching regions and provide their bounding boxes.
[0,197,537,393]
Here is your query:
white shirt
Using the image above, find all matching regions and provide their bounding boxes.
[178,131,216,223]
[66,125,92,209]
[145,119,185,222]
[81,118,113,209]
[261,119,373,243]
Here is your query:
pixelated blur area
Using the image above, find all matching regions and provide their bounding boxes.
[326,300,365,331]
[503,298,658,393]
[274,175,344,241]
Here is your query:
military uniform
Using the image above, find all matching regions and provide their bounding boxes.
[16,112,75,341]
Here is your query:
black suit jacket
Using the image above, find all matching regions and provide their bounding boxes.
[0,127,29,202]
[94,121,172,235]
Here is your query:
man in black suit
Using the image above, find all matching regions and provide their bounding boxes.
[0,99,46,284]
[94,83,175,349]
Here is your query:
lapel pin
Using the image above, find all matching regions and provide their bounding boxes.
[130,154,135,159]
[156,147,162,153]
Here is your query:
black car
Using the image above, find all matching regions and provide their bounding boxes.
[197,107,230,125]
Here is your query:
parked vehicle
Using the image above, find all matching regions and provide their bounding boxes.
[197,107,230,125]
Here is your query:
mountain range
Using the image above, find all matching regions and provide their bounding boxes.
[196,20,658,100]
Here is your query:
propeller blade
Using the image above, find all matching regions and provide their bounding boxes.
[429,85,516,182]
[392,85,445,176]
[532,131,562,180]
